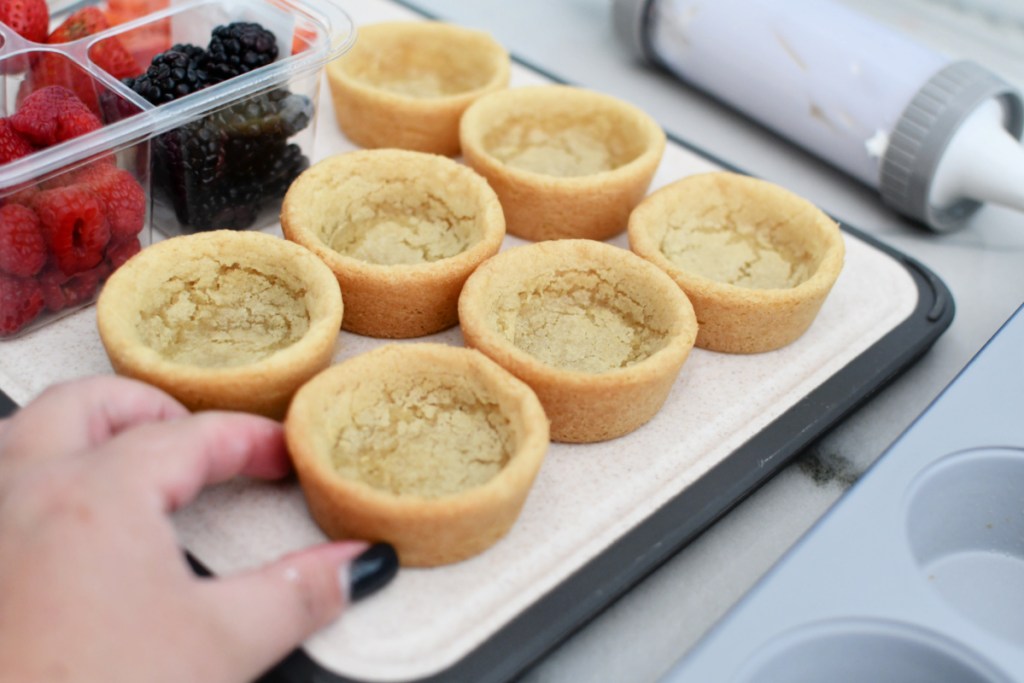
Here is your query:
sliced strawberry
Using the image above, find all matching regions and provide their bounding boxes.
[0,0,48,73]
[0,0,49,43]
[48,7,141,79]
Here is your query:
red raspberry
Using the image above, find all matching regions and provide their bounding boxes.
[71,163,146,240]
[0,117,35,164]
[3,184,38,206]
[0,203,46,277]
[33,185,111,276]
[21,55,101,117]
[106,236,141,270]
[36,262,107,312]
[0,272,44,336]
[36,266,67,311]
[10,86,102,148]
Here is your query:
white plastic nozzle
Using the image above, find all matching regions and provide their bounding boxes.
[930,99,1024,215]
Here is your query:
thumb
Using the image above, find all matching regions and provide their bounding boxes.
[198,541,398,679]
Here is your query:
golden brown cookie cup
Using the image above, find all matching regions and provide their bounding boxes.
[628,172,845,354]
[458,239,697,443]
[326,21,510,156]
[285,343,550,567]
[96,231,343,419]
[459,85,666,241]
[281,149,505,339]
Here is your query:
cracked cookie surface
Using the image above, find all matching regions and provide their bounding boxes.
[659,212,812,289]
[493,269,670,373]
[329,374,513,498]
[137,257,310,367]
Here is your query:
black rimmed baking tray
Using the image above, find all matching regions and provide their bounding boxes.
[0,1,953,682]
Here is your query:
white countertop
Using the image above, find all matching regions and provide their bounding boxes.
[402,1,1024,681]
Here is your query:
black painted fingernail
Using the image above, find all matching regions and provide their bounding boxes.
[348,542,398,602]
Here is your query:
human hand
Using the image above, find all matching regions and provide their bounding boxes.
[0,376,397,683]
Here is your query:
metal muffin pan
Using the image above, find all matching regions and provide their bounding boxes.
[664,303,1024,682]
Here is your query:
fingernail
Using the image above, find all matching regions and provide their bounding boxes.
[347,542,398,602]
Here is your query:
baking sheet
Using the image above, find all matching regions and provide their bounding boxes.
[0,1,951,681]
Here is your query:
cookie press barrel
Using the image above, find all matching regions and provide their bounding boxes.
[613,0,1024,232]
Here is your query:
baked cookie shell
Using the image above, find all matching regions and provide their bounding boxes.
[628,172,845,354]
[286,343,550,567]
[459,239,697,443]
[326,21,510,156]
[459,85,666,241]
[281,149,505,338]
[96,231,343,419]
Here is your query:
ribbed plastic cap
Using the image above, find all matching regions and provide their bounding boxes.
[880,60,1024,232]
[612,0,657,64]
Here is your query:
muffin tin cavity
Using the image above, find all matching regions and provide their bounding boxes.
[905,447,1024,644]
[492,269,673,374]
[734,620,1013,683]
[137,258,311,367]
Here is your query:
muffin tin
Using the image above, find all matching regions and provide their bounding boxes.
[0,0,956,681]
[0,0,354,338]
[665,302,1024,682]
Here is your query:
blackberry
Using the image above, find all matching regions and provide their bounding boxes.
[152,98,312,233]
[213,90,313,140]
[210,91,313,175]
[153,117,226,188]
[175,185,262,231]
[202,22,278,83]
[170,145,308,231]
[126,49,211,104]
[169,43,207,63]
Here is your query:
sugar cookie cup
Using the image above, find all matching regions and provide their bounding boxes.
[459,85,666,241]
[458,240,697,443]
[628,172,845,354]
[285,343,550,567]
[96,231,343,419]
[281,149,506,338]
[326,21,510,156]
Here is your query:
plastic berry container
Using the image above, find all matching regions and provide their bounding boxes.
[0,0,354,339]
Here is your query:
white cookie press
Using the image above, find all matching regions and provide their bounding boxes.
[614,0,1024,232]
